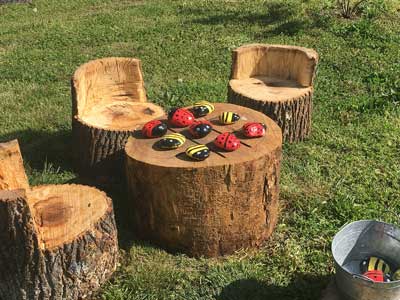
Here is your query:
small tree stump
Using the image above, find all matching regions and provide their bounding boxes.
[228,44,318,143]
[125,103,282,257]
[0,140,119,300]
[71,57,165,179]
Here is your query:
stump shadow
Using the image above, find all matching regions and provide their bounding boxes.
[218,274,332,300]
[0,128,73,173]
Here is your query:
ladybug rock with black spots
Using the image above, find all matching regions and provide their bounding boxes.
[168,108,195,127]
[142,120,168,138]
[242,122,267,138]
[189,120,212,138]
[214,132,240,151]
[362,270,391,283]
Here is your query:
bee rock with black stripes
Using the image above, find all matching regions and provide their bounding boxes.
[219,112,240,125]
[360,256,391,276]
[191,101,215,117]
[185,144,210,161]
[157,133,186,150]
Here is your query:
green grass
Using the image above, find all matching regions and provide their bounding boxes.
[1,0,400,299]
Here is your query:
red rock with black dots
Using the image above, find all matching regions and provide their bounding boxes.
[168,108,195,127]
[214,132,240,151]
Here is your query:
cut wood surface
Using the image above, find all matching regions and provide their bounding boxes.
[125,103,282,257]
[0,140,118,300]
[228,44,318,143]
[71,57,165,179]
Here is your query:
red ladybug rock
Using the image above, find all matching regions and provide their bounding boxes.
[189,120,212,138]
[363,270,391,282]
[214,132,240,151]
[142,120,168,138]
[242,122,267,138]
[168,108,194,127]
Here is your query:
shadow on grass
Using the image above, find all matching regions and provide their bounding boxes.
[0,128,73,173]
[218,274,332,300]
[182,1,332,37]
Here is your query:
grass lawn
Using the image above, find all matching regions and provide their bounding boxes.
[1,0,400,299]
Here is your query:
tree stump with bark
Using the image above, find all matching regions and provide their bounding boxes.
[0,140,119,300]
[125,103,282,257]
[228,44,318,143]
[71,57,165,180]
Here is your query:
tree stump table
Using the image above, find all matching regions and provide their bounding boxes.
[71,57,165,180]
[0,140,119,300]
[228,44,318,143]
[125,103,282,257]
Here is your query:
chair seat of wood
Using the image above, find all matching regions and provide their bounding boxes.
[27,184,110,249]
[79,101,165,131]
[229,76,312,103]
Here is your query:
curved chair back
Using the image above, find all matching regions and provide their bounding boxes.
[71,57,147,117]
[230,44,318,87]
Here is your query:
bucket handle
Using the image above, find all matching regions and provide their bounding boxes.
[352,274,376,283]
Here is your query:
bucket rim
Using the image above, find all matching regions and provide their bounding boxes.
[332,219,400,286]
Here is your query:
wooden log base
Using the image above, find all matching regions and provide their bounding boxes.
[0,140,119,300]
[125,103,282,257]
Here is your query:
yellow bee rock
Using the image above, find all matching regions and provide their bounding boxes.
[219,111,240,125]
[192,101,215,117]
[185,145,210,161]
[360,256,391,275]
[157,133,186,149]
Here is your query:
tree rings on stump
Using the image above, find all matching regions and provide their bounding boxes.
[125,103,282,257]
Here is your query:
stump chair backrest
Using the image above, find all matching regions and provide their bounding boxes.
[71,57,147,117]
[0,139,29,191]
[230,44,319,87]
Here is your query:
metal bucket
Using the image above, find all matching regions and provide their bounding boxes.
[332,220,400,300]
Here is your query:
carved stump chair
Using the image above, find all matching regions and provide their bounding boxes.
[71,57,164,179]
[0,140,119,300]
[228,44,319,142]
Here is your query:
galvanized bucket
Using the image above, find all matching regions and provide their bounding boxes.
[332,220,400,300]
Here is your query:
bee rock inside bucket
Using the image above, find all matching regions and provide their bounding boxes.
[332,220,400,300]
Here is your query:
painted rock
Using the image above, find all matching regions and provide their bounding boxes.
[168,108,195,127]
[242,122,267,138]
[362,270,391,282]
[191,101,215,117]
[393,269,400,281]
[214,132,240,151]
[360,257,391,275]
[219,112,240,124]
[185,144,210,161]
[142,120,168,138]
[157,133,186,149]
[189,120,212,138]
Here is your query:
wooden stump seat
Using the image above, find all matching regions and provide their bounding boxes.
[71,57,165,178]
[228,44,319,143]
[0,140,119,300]
[125,103,282,257]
